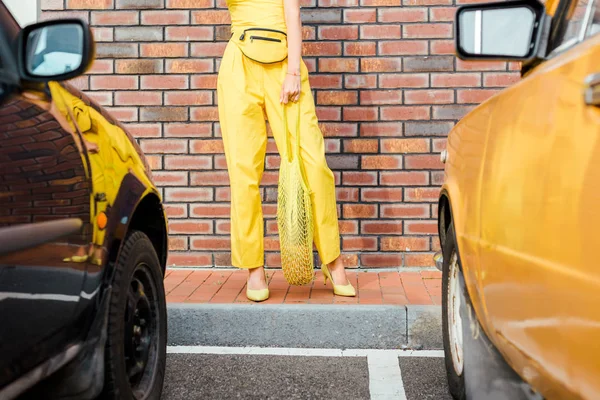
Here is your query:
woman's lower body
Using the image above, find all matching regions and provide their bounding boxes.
[217,40,354,300]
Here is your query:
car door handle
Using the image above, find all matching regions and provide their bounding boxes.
[0,218,83,256]
[584,73,600,106]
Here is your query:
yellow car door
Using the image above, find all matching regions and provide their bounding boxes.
[476,3,600,397]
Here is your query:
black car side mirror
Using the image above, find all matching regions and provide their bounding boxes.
[17,18,95,82]
[455,0,546,61]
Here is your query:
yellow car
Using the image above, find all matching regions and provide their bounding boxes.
[437,0,600,399]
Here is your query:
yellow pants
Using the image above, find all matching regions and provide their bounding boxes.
[217,41,340,269]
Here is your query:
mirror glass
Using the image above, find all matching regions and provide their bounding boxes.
[458,7,536,57]
[26,23,84,77]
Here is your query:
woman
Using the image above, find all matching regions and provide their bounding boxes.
[217,0,355,301]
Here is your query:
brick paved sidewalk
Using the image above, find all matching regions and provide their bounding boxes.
[165,269,442,305]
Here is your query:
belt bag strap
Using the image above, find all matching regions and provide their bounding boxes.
[232,28,288,64]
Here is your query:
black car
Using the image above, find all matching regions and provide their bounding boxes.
[0,3,169,399]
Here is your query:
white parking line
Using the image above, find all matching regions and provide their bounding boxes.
[167,345,444,359]
[368,352,407,400]
[167,346,443,400]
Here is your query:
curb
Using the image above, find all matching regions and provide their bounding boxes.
[167,303,442,350]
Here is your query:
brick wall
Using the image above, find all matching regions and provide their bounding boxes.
[41,0,520,269]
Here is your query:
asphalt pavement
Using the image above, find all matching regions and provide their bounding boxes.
[164,303,449,399]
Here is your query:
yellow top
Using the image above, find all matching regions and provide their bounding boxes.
[226,0,287,33]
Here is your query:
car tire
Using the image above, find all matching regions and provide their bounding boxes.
[101,231,167,400]
[442,223,466,400]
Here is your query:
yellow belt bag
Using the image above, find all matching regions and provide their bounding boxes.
[278,104,315,286]
[232,28,288,64]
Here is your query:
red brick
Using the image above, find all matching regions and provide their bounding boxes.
[405,220,438,234]
[405,89,454,104]
[361,188,403,202]
[168,253,212,267]
[320,123,358,137]
[164,123,212,138]
[91,11,138,25]
[344,9,376,23]
[105,107,137,122]
[345,75,378,89]
[362,221,403,234]
[317,91,358,106]
[191,107,219,122]
[403,23,452,38]
[343,107,377,121]
[360,90,402,105]
[115,91,161,106]
[343,237,378,251]
[164,155,212,170]
[191,204,230,218]
[191,75,218,89]
[431,73,481,87]
[404,187,440,202]
[168,0,214,7]
[429,6,456,21]
[360,122,402,137]
[116,59,162,74]
[92,27,114,42]
[381,106,429,121]
[362,58,402,72]
[167,59,213,73]
[456,59,506,71]
[164,188,213,202]
[343,204,377,218]
[336,187,359,202]
[344,139,378,153]
[484,73,521,87]
[302,42,343,57]
[404,0,452,5]
[141,43,188,57]
[404,154,444,169]
[430,40,455,55]
[344,42,377,56]
[381,204,429,219]
[362,155,403,169]
[457,89,500,104]
[360,25,401,40]
[319,0,357,6]
[380,171,429,185]
[152,171,188,186]
[319,58,358,73]
[192,10,230,24]
[379,41,428,55]
[166,26,214,41]
[191,43,228,57]
[378,8,427,22]
[380,74,428,88]
[318,107,341,122]
[141,10,189,24]
[191,140,224,154]
[90,75,137,90]
[169,237,188,251]
[191,171,230,186]
[381,138,429,153]
[88,60,114,74]
[165,91,212,106]
[405,253,435,267]
[319,25,358,40]
[361,253,403,268]
[140,139,188,154]
[141,75,188,90]
[309,75,343,89]
[164,204,187,218]
[382,237,429,251]
[342,171,378,186]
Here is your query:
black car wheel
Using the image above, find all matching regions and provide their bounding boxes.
[101,231,167,400]
[442,223,466,400]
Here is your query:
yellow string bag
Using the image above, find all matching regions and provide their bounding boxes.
[277,104,315,286]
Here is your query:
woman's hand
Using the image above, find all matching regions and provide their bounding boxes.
[280,73,301,104]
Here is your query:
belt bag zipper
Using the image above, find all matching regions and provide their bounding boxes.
[239,28,287,41]
[251,36,281,43]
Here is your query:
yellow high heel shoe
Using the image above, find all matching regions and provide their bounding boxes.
[322,264,356,297]
[246,270,269,302]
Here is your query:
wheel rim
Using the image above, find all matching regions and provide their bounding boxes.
[124,263,161,399]
[448,251,464,375]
